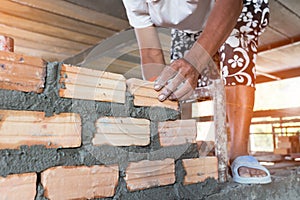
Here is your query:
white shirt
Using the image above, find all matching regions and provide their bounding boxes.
[122,0,215,33]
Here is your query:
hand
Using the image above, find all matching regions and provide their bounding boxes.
[154,58,200,101]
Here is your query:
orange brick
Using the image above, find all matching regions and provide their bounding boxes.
[41,165,119,200]
[158,119,197,146]
[125,158,175,191]
[0,110,81,149]
[126,78,179,110]
[0,173,37,200]
[92,117,150,146]
[0,51,45,93]
[182,157,218,185]
[59,64,126,103]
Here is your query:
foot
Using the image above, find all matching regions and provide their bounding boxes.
[230,155,271,184]
[238,166,267,178]
[230,156,267,178]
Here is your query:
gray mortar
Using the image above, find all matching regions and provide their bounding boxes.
[3,62,298,200]
[35,182,48,200]
[92,168,300,200]
[205,169,300,200]
[0,62,187,199]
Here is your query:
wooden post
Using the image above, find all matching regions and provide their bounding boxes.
[212,79,228,183]
[272,125,276,150]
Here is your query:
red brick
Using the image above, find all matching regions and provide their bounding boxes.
[59,64,126,103]
[158,119,197,146]
[92,117,150,146]
[125,158,175,191]
[0,51,45,93]
[0,173,37,200]
[182,157,218,185]
[126,78,179,110]
[41,165,119,200]
[0,110,81,149]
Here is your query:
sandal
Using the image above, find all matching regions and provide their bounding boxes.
[231,155,272,184]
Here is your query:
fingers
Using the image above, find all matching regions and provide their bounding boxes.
[157,72,185,101]
[154,65,177,91]
[154,58,199,102]
[168,81,195,101]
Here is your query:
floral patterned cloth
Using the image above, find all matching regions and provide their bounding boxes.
[170,0,270,87]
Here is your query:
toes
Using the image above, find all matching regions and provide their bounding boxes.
[250,169,267,177]
[249,169,258,177]
[238,167,267,178]
[258,170,267,177]
[238,167,251,178]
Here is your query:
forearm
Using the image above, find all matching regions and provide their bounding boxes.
[184,0,243,72]
[197,0,243,56]
[135,26,166,81]
[139,48,165,81]
[140,48,165,66]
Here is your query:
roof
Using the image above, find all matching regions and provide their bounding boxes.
[1,0,300,83]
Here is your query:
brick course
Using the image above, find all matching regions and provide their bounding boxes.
[125,158,175,191]
[59,64,126,103]
[182,157,218,185]
[0,52,221,199]
[93,117,150,146]
[158,119,197,146]
[0,173,37,200]
[127,78,179,110]
[0,51,45,93]
[41,165,119,200]
[0,110,81,149]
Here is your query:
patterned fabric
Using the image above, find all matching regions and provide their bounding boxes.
[170,0,270,87]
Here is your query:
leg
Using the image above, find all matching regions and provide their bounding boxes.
[226,85,266,177]
[220,0,270,182]
[226,85,254,162]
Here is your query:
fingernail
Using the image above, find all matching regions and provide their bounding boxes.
[154,84,160,90]
[158,94,166,101]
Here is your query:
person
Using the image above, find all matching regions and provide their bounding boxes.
[122,0,271,184]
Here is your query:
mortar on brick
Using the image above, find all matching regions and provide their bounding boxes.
[0,60,206,199]
[0,62,61,116]
[0,61,137,171]
[92,169,300,200]
[131,106,179,122]
[0,60,299,200]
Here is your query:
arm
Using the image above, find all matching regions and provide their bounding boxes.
[195,0,243,56]
[135,26,165,81]
[155,0,243,101]
[122,0,165,81]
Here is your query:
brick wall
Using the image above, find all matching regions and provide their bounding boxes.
[0,51,218,200]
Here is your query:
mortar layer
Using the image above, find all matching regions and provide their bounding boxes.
[94,167,300,200]
[1,62,299,200]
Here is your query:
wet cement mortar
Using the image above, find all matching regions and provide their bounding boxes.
[1,62,299,199]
